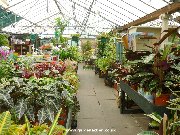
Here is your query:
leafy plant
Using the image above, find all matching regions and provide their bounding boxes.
[81,41,94,61]
[0,110,68,135]
[62,71,79,93]
[0,111,11,134]
[0,34,9,47]
[0,60,15,80]
[0,77,74,124]
[145,112,162,127]
[96,57,112,73]
[58,46,79,61]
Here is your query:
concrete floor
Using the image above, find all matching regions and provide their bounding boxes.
[70,63,149,135]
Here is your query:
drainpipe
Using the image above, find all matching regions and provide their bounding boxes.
[159,13,170,49]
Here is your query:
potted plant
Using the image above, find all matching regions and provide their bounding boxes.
[0,76,74,125]
[97,32,110,44]
[0,109,68,135]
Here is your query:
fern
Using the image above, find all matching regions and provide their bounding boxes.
[0,111,11,134]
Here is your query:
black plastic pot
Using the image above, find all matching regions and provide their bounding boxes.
[71,119,77,129]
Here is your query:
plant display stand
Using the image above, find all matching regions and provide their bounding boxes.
[119,81,170,117]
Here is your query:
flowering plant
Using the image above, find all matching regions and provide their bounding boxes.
[0,46,13,60]
[39,44,53,50]
[64,59,77,71]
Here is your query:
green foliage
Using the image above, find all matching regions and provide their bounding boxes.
[48,108,62,135]
[160,44,172,61]
[0,60,15,80]
[81,41,93,61]
[0,34,9,46]
[165,64,180,91]
[62,71,79,93]
[0,110,67,135]
[59,46,79,61]
[0,111,11,134]
[95,42,116,73]
[96,57,112,73]
[55,17,68,44]
[55,18,67,34]
[145,112,162,124]
[50,37,57,46]
[0,77,74,124]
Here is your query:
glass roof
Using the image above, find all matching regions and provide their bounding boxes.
[1,0,180,37]
[0,5,22,29]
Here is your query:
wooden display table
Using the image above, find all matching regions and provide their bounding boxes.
[12,44,32,55]
[119,81,170,117]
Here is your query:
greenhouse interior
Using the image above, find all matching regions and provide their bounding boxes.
[0,0,180,135]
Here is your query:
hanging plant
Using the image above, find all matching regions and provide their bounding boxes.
[71,34,80,42]
[0,34,9,47]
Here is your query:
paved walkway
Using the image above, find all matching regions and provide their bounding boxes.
[71,63,148,135]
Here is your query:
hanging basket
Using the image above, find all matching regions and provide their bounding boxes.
[72,36,79,42]
[100,37,108,44]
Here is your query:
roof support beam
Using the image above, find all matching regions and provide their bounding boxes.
[117,2,180,31]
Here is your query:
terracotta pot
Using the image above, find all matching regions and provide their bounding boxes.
[131,84,138,91]
[58,120,65,126]
[154,94,170,106]
[99,71,106,78]
[114,82,118,91]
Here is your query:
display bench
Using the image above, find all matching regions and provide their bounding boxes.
[119,81,170,117]
[12,44,33,55]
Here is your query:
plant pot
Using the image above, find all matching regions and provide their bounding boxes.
[114,82,118,91]
[130,84,138,91]
[104,77,114,87]
[154,94,170,106]
[58,120,66,126]
[101,37,108,43]
[52,56,58,61]
[99,71,107,78]
[71,120,77,129]
[72,36,79,42]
